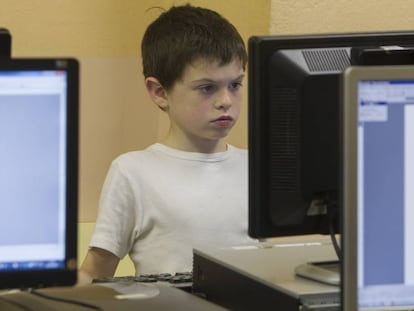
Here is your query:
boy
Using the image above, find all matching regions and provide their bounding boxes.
[79,4,254,284]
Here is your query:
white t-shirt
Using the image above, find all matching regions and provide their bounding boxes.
[89,143,255,275]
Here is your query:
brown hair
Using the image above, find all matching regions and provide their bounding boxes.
[141,4,247,90]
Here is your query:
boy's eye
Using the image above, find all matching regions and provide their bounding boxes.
[198,84,216,94]
[195,81,243,94]
[229,81,243,91]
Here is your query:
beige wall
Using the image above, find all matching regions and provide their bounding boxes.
[0,0,270,222]
[2,0,414,223]
[270,0,414,34]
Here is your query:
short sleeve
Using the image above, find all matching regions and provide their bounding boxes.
[89,159,138,259]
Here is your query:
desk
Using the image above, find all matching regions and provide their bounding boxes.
[0,282,227,311]
[193,235,340,310]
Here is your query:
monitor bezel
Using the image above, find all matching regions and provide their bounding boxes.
[0,58,79,289]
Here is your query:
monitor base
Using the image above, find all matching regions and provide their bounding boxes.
[295,260,340,286]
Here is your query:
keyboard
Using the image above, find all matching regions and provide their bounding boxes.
[92,272,193,291]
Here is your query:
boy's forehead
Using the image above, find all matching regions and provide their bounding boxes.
[183,58,244,80]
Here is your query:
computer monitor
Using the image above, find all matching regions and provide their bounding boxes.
[248,31,414,242]
[341,65,414,310]
[0,58,79,289]
[0,28,11,58]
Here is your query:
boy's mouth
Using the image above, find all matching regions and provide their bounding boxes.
[212,115,234,127]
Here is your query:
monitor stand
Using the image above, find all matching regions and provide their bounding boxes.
[294,260,340,286]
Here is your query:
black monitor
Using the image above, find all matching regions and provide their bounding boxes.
[248,31,414,241]
[248,31,414,285]
[0,28,11,58]
[0,58,79,289]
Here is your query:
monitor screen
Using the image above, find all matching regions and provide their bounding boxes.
[342,65,414,310]
[248,31,414,240]
[0,58,79,289]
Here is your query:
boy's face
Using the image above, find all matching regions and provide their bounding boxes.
[162,58,245,152]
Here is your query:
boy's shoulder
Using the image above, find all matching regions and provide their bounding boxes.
[114,143,159,162]
[228,144,247,152]
[227,144,248,156]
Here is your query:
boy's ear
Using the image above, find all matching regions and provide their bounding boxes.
[145,77,168,111]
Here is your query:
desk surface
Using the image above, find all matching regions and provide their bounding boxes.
[0,283,227,311]
[195,234,340,291]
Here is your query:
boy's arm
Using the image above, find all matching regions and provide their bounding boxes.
[77,247,120,285]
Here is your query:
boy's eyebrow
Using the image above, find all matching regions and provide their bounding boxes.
[191,74,245,84]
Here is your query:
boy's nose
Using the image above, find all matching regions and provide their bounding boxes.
[215,89,232,110]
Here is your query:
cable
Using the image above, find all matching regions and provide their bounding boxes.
[328,202,342,261]
[28,289,104,311]
[330,229,341,260]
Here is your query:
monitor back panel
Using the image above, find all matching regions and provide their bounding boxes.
[342,65,414,310]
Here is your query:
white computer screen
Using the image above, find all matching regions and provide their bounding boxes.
[0,70,68,270]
